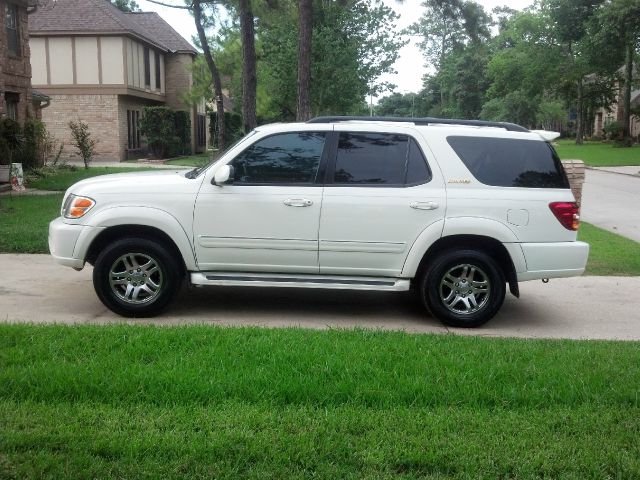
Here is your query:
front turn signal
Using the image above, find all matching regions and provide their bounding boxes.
[63,195,95,219]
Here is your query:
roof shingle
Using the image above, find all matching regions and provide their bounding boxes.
[29,0,196,54]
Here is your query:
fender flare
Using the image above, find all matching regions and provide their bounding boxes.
[77,206,197,270]
[401,217,521,278]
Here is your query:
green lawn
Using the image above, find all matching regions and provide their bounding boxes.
[0,194,63,253]
[164,152,212,167]
[555,139,640,167]
[579,222,640,275]
[1,191,638,276]
[0,324,639,478]
[26,166,155,191]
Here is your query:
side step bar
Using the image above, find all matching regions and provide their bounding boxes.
[190,272,411,291]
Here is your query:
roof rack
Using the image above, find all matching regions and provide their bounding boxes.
[307,116,529,133]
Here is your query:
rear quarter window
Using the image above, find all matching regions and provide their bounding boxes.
[447,136,569,188]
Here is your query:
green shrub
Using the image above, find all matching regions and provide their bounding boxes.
[171,110,191,157]
[602,120,622,140]
[68,120,97,169]
[139,107,191,159]
[16,119,46,169]
[0,118,24,165]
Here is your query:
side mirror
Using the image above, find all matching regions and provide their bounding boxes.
[213,165,234,186]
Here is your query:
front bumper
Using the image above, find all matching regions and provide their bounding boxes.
[517,241,590,281]
[48,217,105,270]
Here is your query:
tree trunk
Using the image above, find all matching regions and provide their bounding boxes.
[296,0,312,121]
[238,0,257,132]
[193,0,226,151]
[620,41,633,146]
[575,79,584,145]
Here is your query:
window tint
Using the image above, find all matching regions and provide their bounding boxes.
[334,133,407,185]
[231,132,325,184]
[447,136,569,188]
[333,133,431,186]
[405,138,432,184]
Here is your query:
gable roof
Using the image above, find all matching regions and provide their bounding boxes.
[125,12,196,54]
[29,0,196,54]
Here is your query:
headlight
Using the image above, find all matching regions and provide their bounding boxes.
[62,194,95,219]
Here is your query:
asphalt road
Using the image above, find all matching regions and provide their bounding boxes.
[582,169,640,242]
[2,254,639,340]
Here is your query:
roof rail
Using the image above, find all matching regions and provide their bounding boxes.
[307,116,529,133]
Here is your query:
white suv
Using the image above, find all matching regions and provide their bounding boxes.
[49,117,589,327]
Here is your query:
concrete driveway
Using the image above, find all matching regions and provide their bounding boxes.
[582,169,640,242]
[2,254,639,341]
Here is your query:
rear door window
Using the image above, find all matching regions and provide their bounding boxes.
[447,136,569,188]
[332,132,431,186]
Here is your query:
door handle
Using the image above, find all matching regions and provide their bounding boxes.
[284,198,313,207]
[410,201,439,210]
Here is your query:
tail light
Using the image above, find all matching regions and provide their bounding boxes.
[549,202,579,231]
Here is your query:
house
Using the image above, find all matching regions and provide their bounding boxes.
[592,65,640,140]
[593,89,640,139]
[29,0,209,161]
[1,0,48,124]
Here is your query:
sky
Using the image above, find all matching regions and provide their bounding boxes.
[137,0,535,97]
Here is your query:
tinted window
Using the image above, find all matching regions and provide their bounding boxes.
[231,132,325,184]
[333,133,404,185]
[447,136,569,188]
[405,138,432,185]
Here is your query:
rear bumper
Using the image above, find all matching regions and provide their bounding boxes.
[517,241,589,281]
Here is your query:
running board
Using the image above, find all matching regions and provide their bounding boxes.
[190,272,411,291]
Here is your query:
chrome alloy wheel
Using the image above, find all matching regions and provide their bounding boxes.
[109,253,163,304]
[438,263,490,315]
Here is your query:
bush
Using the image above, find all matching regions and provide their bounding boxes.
[139,107,191,159]
[0,118,24,165]
[602,121,622,141]
[69,120,96,169]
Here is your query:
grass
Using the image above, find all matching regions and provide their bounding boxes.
[164,152,212,167]
[579,222,640,276]
[26,166,151,191]
[1,190,638,276]
[0,194,63,253]
[0,324,639,478]
[555,139,640,167]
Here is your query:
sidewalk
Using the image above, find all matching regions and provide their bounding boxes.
[590,165,640,177]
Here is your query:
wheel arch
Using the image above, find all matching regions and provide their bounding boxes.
[85,224,191,274]
[412,234,520,297]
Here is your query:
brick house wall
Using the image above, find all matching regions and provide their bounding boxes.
[0,0,34,124]
[40,94,120,162]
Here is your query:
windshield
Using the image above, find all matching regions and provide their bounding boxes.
[185,130,259,179]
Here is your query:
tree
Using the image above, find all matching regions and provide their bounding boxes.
[296,0,312,121]
[238,0,257,131]
[593,0,640,145]
[409,0,491,112]
[260,0,403,119]
[110,0,140,12]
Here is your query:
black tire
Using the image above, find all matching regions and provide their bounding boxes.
[93,237,182,317]
[419,249,505,328]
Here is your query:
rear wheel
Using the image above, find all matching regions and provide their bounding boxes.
[420,249,505,328]
[93,237,182,317]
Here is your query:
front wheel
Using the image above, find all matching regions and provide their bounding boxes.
[420,249,506,328]
[93,237,182,317]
